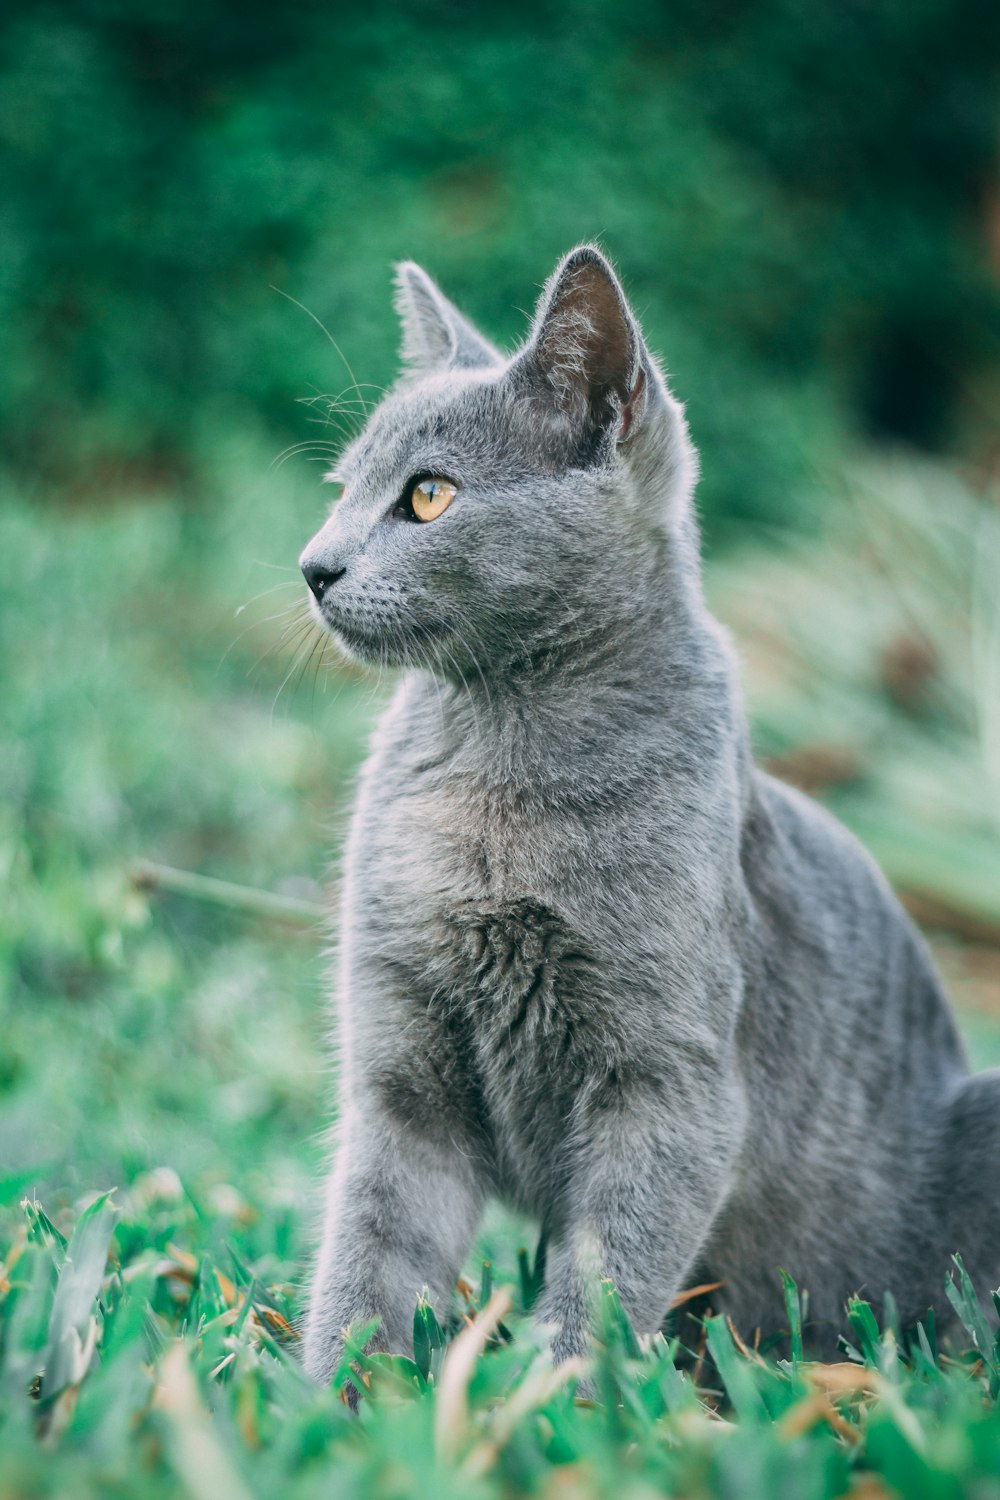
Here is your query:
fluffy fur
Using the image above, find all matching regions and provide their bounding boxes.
[298,246,1000,1381]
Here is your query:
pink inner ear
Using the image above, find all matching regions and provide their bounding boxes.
[558,261,633,398]
[618,367,646,442]
[539,256,634,403]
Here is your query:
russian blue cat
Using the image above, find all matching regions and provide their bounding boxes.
[298,246,1000,1381]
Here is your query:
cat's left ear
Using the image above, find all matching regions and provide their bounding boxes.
[393,261,501,377]
[516,245,651,446]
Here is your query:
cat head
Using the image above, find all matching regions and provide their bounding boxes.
[299,246,698,678]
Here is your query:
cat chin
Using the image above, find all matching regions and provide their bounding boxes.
[322,611,463,674]
[315,597,486,676]
[326,624,389,667]
[324,618,414,671]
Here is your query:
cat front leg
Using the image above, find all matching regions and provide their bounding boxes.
[302,1101,486,1385]
[536,1076,744,1364]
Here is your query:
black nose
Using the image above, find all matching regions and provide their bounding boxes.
[301,560,346,601]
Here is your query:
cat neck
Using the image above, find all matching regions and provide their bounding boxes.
[405,531,747,796]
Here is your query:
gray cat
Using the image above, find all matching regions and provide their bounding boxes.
[298,245,1000,1383]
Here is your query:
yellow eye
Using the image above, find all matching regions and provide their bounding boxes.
[410,478,457,522]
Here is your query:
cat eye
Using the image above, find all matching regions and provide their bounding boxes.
[409,477,457,522]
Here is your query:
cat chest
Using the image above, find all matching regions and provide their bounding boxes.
[376,788,627,1078]
[427,899,627,1173]
[444,898,598,1054]
[365,792,635,1193]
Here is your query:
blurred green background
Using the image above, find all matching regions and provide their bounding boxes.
[2,0,1000,1262]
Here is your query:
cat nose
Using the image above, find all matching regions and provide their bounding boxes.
[301,559,346,601]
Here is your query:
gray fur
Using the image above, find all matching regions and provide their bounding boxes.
[298,246,1000,1382]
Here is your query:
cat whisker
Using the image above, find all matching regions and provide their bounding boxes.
[252,612,318,682]
[218,592,307,670]
[271,287,371,419]
[308,405,362,437]
[438,633,491,752]
[297,631,326,719]
[306,628,337,720]
[248,559,301,574]
[271,619,327,719]
[235,580,303,615]
[271,440,349,471]
[427,662,454,747]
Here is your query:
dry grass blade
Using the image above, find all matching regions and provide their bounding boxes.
[670,1279,724,1309]
[778,1390,860,1444]
[463,1356,588,1480]
[434,1287,513,1462]
[725,1314,766,1365]
[257,1306,299,1340]
[847,1477,899,1499]
[801,1362,884,1398]
[154,1342,255,1500]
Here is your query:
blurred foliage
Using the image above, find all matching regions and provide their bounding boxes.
[0,442,370,1201]
[2,0,999,536]
[711,454,1000,928]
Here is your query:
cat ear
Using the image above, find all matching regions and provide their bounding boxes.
[518,245,649,444]
[393,261,501,376]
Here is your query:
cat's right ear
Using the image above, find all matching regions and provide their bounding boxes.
[393,262,501,377]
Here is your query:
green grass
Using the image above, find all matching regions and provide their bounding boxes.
[4,1185,1000,1499]
[2,439,999,1495]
